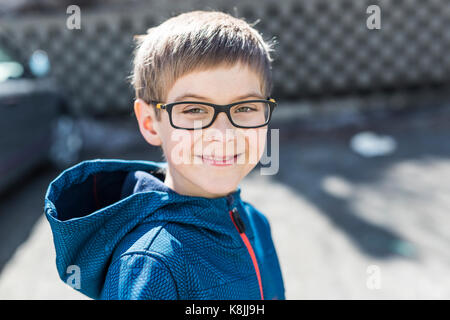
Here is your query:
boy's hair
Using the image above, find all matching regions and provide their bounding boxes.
[131,10,276,120]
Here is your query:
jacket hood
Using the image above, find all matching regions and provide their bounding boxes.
[44,159,243,299]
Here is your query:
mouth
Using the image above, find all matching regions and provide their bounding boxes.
[196,153,243,166]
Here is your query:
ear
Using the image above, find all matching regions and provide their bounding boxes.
[134,99,162,146]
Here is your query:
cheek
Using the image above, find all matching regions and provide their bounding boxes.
[244,127,268,161]
[162,129,196,165]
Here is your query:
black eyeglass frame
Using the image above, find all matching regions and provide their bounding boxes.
[146,97,277,130]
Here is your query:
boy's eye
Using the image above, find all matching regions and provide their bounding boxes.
[182,106,208,114]
[235,105,258,113]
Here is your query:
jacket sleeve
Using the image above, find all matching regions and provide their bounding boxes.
[100,253,179,300]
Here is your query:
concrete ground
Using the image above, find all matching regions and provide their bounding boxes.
[0,102,449,299]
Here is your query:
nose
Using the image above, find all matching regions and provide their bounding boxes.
[211,111,234,130]
[205,112,236,142]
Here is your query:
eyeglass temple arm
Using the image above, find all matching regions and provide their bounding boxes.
[146,100,165,109]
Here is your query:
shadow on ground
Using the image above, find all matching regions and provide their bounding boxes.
[267,103,450,259]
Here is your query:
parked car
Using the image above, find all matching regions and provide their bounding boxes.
[0,43,82,195]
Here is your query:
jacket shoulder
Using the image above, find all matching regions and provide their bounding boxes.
[111,221,185,264]
[101,251,179,299]
[242,201,272,232]
[102,221,188,299]
[242,201,277,256]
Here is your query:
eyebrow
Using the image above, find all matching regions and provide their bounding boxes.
[172,92,265,103]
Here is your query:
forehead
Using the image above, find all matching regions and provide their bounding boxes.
[166,63,263,103]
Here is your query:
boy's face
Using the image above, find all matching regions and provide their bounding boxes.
[135,63,268,198]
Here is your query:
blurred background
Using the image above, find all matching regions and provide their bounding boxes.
[0,0,449,299]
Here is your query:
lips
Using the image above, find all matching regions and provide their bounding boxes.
[196,153,243,166]
[202,155,235,161]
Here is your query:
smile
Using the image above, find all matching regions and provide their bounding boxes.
[196,154,243,166]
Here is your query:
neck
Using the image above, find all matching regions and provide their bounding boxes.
[164,166,231,199]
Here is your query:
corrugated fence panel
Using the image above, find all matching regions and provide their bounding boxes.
[1,0,449,116]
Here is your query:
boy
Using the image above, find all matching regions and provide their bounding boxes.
[44,10,285,300]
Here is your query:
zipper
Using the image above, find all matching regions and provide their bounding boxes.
[229,207,264,300]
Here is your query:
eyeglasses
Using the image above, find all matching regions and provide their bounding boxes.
[146,98,277,130]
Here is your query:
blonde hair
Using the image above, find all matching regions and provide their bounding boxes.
[131,10,276,119]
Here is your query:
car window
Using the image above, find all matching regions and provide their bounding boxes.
[0,46,24,82]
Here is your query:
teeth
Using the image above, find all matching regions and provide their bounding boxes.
[203,155,234,161]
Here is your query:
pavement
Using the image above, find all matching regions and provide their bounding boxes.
[0,101,449,299]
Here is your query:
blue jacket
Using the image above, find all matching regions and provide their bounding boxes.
[44,159,285,300]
